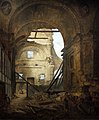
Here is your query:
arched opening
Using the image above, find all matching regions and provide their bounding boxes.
[15,28,64,97]
[52,29,64,59]
[8,2,80,95]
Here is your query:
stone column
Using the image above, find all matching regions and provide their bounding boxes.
[11,47,16,96]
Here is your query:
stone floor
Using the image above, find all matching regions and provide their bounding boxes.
[0,92,99,120]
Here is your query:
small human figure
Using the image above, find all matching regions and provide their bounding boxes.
[6,94,10,105]
[19,83,24,94]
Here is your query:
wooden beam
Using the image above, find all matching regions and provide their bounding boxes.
[28,37,48,39]
[31,30,59,32]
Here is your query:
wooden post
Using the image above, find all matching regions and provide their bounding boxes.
[26,82,28,98]
[11,47,16,96]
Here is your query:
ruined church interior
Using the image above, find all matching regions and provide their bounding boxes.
[0,0,99,119]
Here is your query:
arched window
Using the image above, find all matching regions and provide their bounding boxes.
[27,51,33,58]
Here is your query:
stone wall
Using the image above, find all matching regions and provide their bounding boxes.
[63,32,93,92]
[15,30,62,88]
[16,45,54,86]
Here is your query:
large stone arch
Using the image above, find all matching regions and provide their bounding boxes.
[6,1,81,93]
[8,1,80,44]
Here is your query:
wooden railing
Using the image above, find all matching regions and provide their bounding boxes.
[46,61,63,93]
[15,72,40,97]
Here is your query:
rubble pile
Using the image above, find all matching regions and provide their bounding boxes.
[0,90,99,119]
[5,92,67,119]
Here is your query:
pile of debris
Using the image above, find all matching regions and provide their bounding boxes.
[1,89,99,119]
[5,92,67,119]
